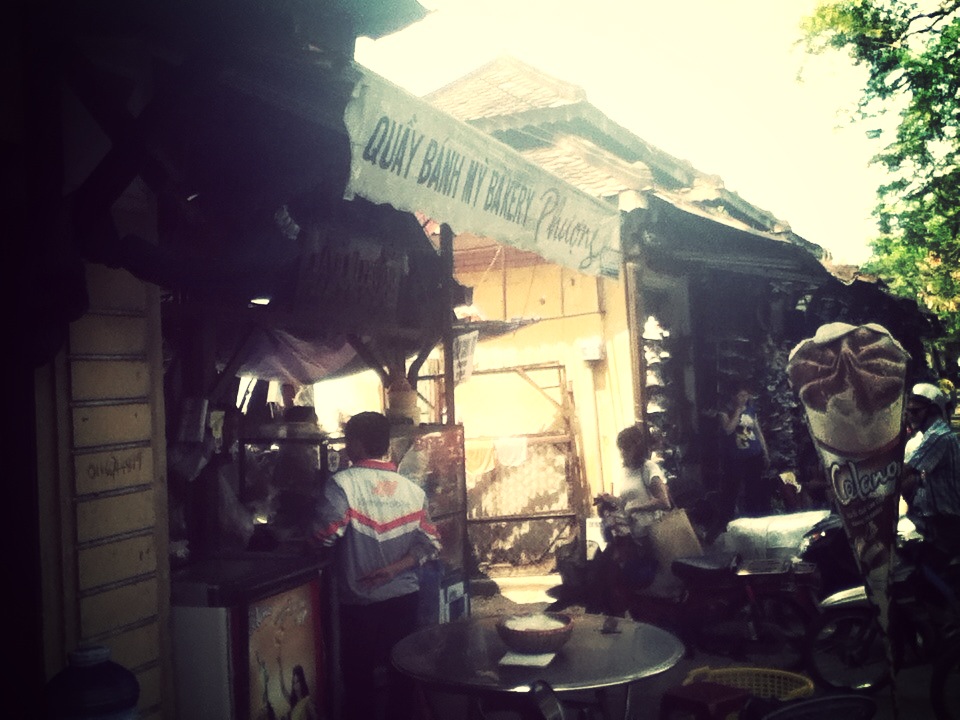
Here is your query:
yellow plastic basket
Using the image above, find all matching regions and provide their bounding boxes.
[683,665,815,701]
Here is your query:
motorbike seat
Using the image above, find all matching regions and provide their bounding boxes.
[671,552,740,585]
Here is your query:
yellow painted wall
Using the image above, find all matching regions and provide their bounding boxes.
[456,259,636,498]
[37,262,171,720]
[310,257,637,499]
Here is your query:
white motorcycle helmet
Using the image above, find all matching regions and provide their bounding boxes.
[910,382,950,420]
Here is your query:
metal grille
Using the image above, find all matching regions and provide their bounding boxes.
[467,437,581,574]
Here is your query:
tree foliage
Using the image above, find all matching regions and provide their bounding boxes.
[803,0,960,348]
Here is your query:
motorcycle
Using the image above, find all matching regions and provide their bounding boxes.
[551,495,821,668]
[803,531,960,718]
[796,512,862,598]
[796,511,928,599]
[548,494,658,617]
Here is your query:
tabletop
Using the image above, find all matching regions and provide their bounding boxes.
[391,612,683,718]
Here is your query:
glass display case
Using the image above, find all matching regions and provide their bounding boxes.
[389,423,470,624]
[238,422,330,549]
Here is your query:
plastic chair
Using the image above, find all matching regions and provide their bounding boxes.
[751,693,877,720]
[659,665,813,720]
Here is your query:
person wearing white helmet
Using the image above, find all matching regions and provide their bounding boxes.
[902,382,960,554]
[912,382,951,420]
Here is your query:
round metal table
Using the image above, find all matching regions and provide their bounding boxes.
[391,613,684,719]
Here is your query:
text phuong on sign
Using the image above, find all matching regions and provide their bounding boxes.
[343,67,620,278]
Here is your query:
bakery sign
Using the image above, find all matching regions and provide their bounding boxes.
[343,65,621,278]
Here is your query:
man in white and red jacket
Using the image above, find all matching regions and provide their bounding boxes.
[313,411,441,720]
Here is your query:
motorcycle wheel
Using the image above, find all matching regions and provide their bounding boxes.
[755,594,813,644]
[804,607,890,693]
[931,641,960,720]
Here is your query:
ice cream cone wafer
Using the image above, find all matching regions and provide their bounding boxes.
[787,322,909,638]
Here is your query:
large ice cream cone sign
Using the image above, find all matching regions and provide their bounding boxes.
[787,322,909,635]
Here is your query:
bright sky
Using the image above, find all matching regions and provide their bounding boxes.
[356,0,891,266]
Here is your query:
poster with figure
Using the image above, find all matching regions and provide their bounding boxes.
[249,581,323,720]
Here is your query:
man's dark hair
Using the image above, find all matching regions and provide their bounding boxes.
[722,378,754,398]
[344,411,391,457]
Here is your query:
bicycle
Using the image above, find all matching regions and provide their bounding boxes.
[803,536,960,719]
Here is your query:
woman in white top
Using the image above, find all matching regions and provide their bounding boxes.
[585,425,673,613]
[614,425,673,539]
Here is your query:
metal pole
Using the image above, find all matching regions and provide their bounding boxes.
[440,223,456,425]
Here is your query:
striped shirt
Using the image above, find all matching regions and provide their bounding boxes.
[314,459,441,605]
[905,417,960,520]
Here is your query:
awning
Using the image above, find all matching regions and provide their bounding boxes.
[47,23,622,380]
[343,65,622,278]
[640,193,830,284]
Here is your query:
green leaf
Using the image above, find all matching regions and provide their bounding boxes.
[805,0,960,354]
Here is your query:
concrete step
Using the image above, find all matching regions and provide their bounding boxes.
[471,573,562,605]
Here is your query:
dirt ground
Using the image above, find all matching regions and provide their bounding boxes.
[469,581,557,618]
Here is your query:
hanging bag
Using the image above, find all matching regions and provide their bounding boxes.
[647,507,703,572]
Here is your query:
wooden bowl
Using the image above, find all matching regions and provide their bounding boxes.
[496,612,574,654]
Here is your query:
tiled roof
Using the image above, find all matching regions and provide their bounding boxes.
[523,136,652,198]
[423,57,652,199]
[425,56,585,120]
[425,55,815,247]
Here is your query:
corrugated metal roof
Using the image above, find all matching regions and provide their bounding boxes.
[642,193,830,284]
[347,0,429,39]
